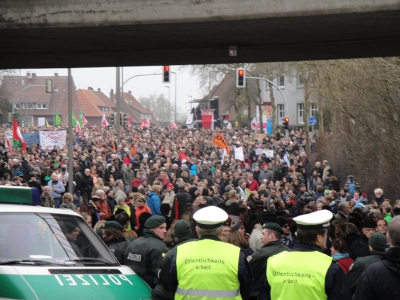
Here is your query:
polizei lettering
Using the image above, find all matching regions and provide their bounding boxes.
[54,274,133,286]
[127,253,142,262]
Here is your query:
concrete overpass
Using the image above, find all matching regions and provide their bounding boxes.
[1,0,400,68]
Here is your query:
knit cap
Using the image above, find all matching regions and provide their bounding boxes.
[173,220,192,238]
[368,232,387,252]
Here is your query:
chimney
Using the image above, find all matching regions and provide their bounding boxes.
[88,87,93,91]
[97,88,101,92]
[110,89,114,100]
[32,73,36,76]
[128,91,131,95]
[26,72,31,77]
[54,73,58,76]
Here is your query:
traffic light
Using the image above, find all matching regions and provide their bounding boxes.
[110,112,116,125]
[163,65,170,83]
[120,113,128,125]
[283,117,289,130]
[236,68,246,88]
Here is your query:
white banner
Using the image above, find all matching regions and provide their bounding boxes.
[5,131,12,142]
[234,146,245,161]
[38,118,45,127]
[255,148,264,156]
[264,149,274,158]
[186,113,194,125]
[39,130,67,149]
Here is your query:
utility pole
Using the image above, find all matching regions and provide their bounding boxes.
[67,69,73,194]
[116,67,121,145]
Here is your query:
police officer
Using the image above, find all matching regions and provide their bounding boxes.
[125,215,169,288]
[260,210,351,300]
[167,206,253,299]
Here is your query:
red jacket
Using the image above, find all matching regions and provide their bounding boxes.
[247,179,259,191]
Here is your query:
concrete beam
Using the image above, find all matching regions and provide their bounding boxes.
[1,0,400,28]
[0,1,400,68]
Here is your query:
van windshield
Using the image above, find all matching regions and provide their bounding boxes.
[0,213,118,266]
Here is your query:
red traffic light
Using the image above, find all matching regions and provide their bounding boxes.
[164,65,170,72]
[238,69,244,76]
[284,117,289,123]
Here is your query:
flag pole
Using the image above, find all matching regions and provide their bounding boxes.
[67,68,74,194]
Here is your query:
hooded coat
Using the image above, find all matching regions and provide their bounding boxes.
[355,247,400,299]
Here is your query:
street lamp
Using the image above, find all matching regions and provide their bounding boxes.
[165,86,171,123]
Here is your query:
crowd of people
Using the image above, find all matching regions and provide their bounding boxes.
[1,123,399,299]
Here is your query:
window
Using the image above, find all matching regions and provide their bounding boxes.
[278,75,285,87]
[298,76,304,86]
[310,104,318,117]
[14,104,20,109]
[36,103,47,109]
[21,103,26,109]
[27,103,34,109]
[277,104,285,123]
[297,103,305,124]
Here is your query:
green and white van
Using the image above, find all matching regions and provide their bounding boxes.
[0,187,151,300]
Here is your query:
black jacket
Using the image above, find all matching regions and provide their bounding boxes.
[349,234,370,260]
[347,250,383,293]
[80,174,93,195]
[171,190,191,220]
[249,240,289,299]
[125,229,169,288]
[354,247,400,300]
[153,236,195,300]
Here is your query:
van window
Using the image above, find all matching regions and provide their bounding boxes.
[0,213,117,266]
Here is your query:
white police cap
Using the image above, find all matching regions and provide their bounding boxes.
[193,206,228,229]
[293,209,333,230]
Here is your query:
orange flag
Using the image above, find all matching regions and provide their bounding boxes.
[131,144,137,156]
[112,141,117,153]
[213,132,230,154]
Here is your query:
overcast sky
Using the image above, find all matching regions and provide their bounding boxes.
[16,66,203,114]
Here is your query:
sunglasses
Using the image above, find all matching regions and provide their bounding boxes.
[283,225,290,228]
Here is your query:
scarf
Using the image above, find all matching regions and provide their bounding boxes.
[332,252,350,261]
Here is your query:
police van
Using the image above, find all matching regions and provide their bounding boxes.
[0,186,151,299]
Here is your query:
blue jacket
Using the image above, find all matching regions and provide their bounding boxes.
[147,192,161,215]
[47,180,65,199]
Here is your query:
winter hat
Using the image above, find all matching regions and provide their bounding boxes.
[103,221,123,231]
[276,216,289,228]
[63,222,78,233]
[232,221,244,232]
[144,215,166,229]
[363,219,377,229]
[368,232,387,251]
[257,211,277,225]
[262,222,284,234]
[173,220,192,239]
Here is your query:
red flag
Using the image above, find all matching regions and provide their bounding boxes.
[5,137,14,154]
[179,151,187,163]
[101,113,109,127]
[140,119,147,129]
[12,118,26,151]
[128,116,133,126]
[225,113,229,121]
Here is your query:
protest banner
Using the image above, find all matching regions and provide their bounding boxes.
[39,130,67,149]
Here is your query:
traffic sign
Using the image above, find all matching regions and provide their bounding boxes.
[309,116,317,125]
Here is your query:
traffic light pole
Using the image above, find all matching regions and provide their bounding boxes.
[247,77,288,138]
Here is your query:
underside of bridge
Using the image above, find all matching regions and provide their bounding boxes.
[1,2,400,68]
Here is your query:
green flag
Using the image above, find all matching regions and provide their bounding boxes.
[72,111,77,126]
[79,111,83,126]
[55,110,61,126]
